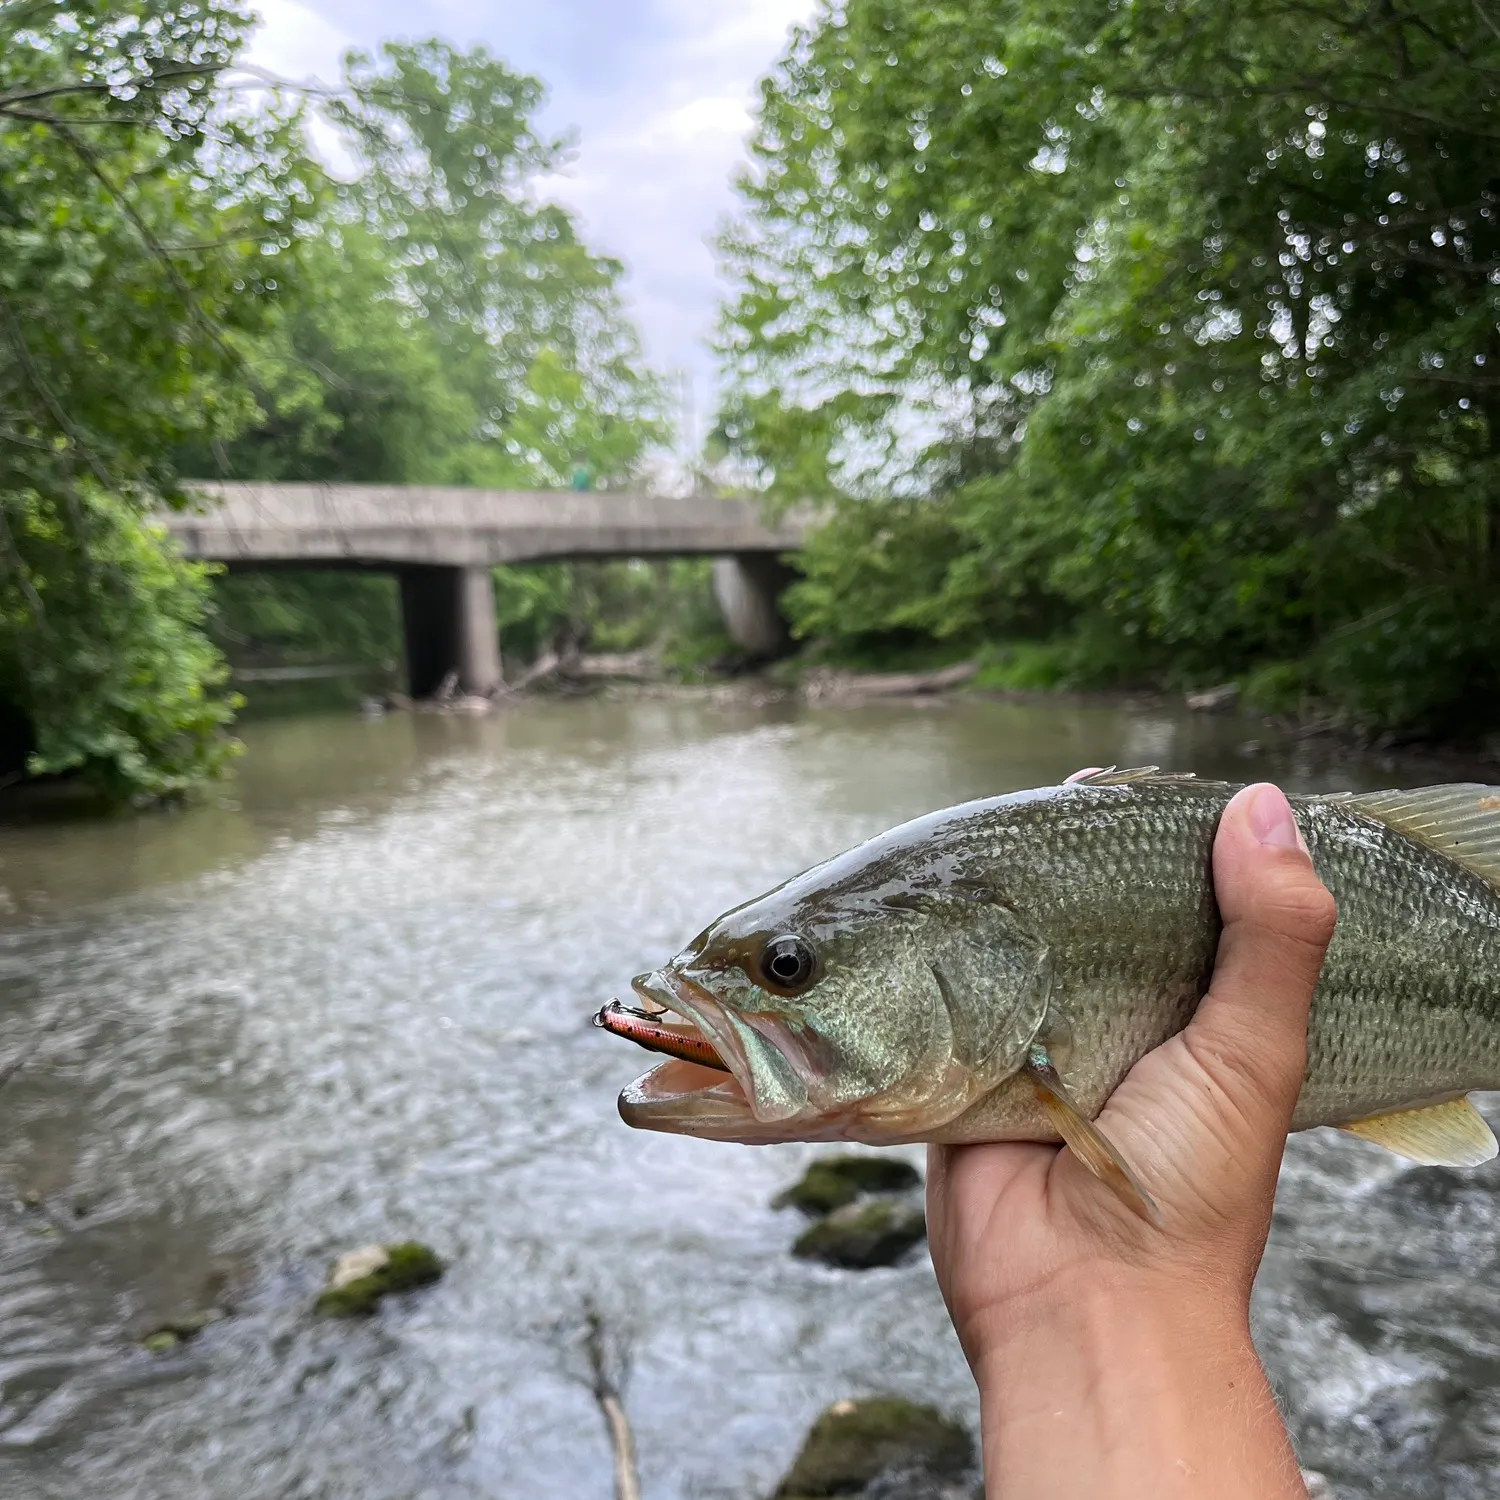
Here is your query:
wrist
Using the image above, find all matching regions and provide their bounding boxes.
[967,1272,1305,1500]
[957,1259,1242,1371]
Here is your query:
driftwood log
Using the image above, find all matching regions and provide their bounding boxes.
[803,660,977,703]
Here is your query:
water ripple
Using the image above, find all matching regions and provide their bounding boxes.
[0,697,1494,1499]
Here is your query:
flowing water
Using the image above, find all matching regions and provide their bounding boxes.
[1,693,1497,1500]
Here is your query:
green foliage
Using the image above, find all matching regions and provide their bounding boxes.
[491,562,576,661]
[0,0,302,798]
[209,571,401,665]
[190,39,673,680]
[1,21,672,791]
[201,39,667,490]
[787,475,1072,649]
[492,558,729,671]
[1240,660,1309,717]
[0,486,238,799]
[971,641,1076,693]
[721,0,1500,735]
[182,226,477,485]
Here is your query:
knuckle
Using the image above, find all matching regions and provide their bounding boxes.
[1251,872,1338,953]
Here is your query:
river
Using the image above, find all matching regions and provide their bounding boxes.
[0,693,1497,1500]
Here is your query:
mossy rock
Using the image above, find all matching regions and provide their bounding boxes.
[140,1306,226,1352]
[791,1197,926,1270]
[314,1241,444,1317]
[774,1156,922,1216]
[773,1396,973,1497]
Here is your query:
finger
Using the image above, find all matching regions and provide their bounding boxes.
[1183,783,1337,1143]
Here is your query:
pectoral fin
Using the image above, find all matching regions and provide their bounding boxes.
[1337,1096,1498,1167]
[1025,1044,1162,1226]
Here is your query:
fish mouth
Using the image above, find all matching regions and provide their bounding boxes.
[593,998,730,1073]
[610,970,830,1142]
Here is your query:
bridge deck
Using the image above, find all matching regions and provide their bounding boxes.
[162,482,801,568]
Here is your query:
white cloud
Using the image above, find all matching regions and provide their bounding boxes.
[244,0,352,84]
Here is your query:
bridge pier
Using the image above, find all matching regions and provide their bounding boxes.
[398,565,503,698]
[712,553,794,660]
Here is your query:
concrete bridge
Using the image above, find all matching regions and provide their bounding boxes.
[165,482,804,696]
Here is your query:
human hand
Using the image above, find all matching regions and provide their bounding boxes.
[926,781,1336,1499]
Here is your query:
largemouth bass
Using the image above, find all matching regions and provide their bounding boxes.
[596,769,1500,1219]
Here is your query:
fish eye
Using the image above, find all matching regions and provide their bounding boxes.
[758,934,817,994]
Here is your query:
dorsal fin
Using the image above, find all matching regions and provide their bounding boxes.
[1062,766,1200,787]
[1343,784,1500,889]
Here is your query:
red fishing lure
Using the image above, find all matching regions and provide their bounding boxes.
[593,1000,727,1072]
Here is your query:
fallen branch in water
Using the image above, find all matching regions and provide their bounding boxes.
[509,647,659,692]
[510,648,563,692]
[582,1303,640,1500]
[802,660,977,703]
[569,650,659,682]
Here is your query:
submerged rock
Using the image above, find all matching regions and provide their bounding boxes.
[775,1156,922,1216]
[792,1197,926,1270]
[140,1307,226,1353]
[314,1241,444,1318]
[773,1396,974,1498]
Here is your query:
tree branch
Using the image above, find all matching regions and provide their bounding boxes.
[581,1304,641,1500]
[0,61,225,110]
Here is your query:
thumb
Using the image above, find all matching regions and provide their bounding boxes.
[1182,783,1338,1164]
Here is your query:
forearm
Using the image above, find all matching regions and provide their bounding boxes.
[970,1280,1308,1500]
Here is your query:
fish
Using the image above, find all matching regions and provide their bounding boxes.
[596,769,1500,1221]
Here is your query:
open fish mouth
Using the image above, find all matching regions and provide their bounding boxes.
[599,970,809,1141]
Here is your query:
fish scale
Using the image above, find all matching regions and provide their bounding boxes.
[611,771,1500,1205]
[954,782,1500,1136]
[1296,799,1500,1124]
[942,781,1224,1141]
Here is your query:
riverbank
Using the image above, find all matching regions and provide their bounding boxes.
[4,654,1494,824]
[388,659,1500,786]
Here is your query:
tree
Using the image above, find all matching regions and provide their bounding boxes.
[0,0,305,796]
[202,40,666,490]
[720,0,1499,732]
[1,22,671,794]
[188,40,673,681]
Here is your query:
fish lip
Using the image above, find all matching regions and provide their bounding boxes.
[615,1062,855,1143]
[616,1061,759,1139]
[629,969,754,1095]
[622,969,818,1138]
[615,972,891,1145]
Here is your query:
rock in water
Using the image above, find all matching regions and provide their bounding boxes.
[140,1306,227,1352]
[791,1197,926,1270]
[314,1242,443,1317]
[329,1245,390,1287]
[774,1155,922,1216]
[773,1397,973,1498]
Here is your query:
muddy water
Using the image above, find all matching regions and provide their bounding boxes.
[0,694,1497,1500]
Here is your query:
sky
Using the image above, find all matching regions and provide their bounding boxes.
[245,0,817,452]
